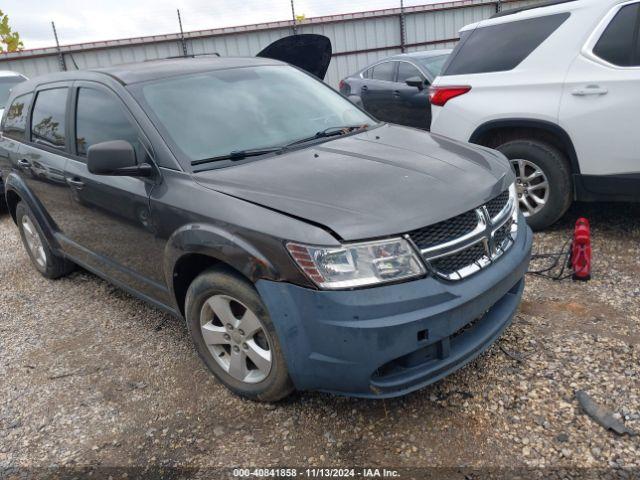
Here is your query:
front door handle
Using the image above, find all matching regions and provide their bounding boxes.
[361,85,369,92]
[572,85,608,96]
[66,177,85,189]
[17,159,30,168]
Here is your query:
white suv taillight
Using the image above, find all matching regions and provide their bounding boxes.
[429,85,471,106]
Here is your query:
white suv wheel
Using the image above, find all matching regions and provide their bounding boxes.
[511,159,550,217]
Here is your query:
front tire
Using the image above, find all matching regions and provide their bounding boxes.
[185,268,294,402]
[496,139,572,231]
[16,202,74,279]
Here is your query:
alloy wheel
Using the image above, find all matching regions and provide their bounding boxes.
[21,215,47,269]
[511,159,550,217]
[199,294,272,383]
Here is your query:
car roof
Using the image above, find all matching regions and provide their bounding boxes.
[12,56,285,90]
[461,0,618,32]
[386,49,452,61]
[96,56,284,84]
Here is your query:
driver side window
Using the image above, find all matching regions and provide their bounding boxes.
[75,87,142,161]
[397,62,424,84]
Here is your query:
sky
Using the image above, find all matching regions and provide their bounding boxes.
[4,0,444,50]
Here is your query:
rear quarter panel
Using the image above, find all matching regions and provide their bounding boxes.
[430,70,567,141]
[431,2,600,142]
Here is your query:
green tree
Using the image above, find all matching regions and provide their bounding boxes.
[0,10,23,52]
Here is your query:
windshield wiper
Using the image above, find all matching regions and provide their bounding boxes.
[191,147,283,166]
[191,125,370,167]
[285,125,369,148]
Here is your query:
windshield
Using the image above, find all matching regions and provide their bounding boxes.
[0,76,25,107]
[137,65,374,163]
[416,55,449,78]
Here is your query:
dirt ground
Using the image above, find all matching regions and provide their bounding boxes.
[1,202,639,479]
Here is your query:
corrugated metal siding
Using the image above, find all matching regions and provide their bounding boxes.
[0,0,545,87]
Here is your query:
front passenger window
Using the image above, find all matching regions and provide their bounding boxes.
[75,88,141,158]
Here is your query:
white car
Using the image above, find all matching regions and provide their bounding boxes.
[430,0,640,229]
[0,70,27,118]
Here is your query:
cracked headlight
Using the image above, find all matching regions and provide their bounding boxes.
[287,238,426,289]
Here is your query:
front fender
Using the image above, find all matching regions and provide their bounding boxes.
[163,223,310,302]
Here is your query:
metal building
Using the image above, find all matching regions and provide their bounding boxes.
[0,0,544,87]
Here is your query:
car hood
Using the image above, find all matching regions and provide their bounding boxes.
[193,124,514,241]
[256,34,332,80]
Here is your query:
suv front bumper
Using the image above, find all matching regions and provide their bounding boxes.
[257,217,532,398]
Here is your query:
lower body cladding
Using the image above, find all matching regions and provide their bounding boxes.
[257,221,533,398]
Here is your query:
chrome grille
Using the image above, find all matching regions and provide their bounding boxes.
[407,188,517,281]
[408,210,478,250]
[431,242,486,275]
[486,190,510,219]
[493,217,514,251]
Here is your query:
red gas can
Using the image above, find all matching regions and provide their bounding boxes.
[571,218,591,281]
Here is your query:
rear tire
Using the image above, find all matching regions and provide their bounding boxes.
[16,202,75,279]
[185,267,294,402]
[497,139,572,231]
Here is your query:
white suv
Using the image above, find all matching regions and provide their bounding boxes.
[430,0,640,229]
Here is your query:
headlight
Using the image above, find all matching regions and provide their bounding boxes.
[287,238,426,289]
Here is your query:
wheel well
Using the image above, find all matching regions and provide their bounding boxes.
[471,124,579,174]
[172,254,247,317]
[5,190,20,223]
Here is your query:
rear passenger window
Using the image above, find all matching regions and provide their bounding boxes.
[3,93,32,141]
[593,3,640,67]
[372,62,396,82]
[397,62,423,83]
[31,88,68,150]
[75,88,140,158]
[442,13,570,75]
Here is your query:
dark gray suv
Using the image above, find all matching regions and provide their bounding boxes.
[0,53,531,401]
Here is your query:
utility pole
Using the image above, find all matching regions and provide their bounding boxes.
[290,0,298,35]
[51,21,67,71]
[399,0,407,53]
[177,9,188,57]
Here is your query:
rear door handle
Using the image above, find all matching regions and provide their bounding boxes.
[572,85,608,96]
[17,159,30,168]
[361,85,369,92]
[66,177,85,189]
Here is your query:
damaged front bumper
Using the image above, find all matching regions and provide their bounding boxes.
[257,216,532,398]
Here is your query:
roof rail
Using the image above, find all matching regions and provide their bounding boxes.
[491,0,577,18]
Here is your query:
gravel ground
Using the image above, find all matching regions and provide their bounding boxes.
[1,202,639,478]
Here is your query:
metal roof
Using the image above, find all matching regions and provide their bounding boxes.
[0,0,510,61]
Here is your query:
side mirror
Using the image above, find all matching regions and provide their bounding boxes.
[405,76,426,91]
[87,140,153,177]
